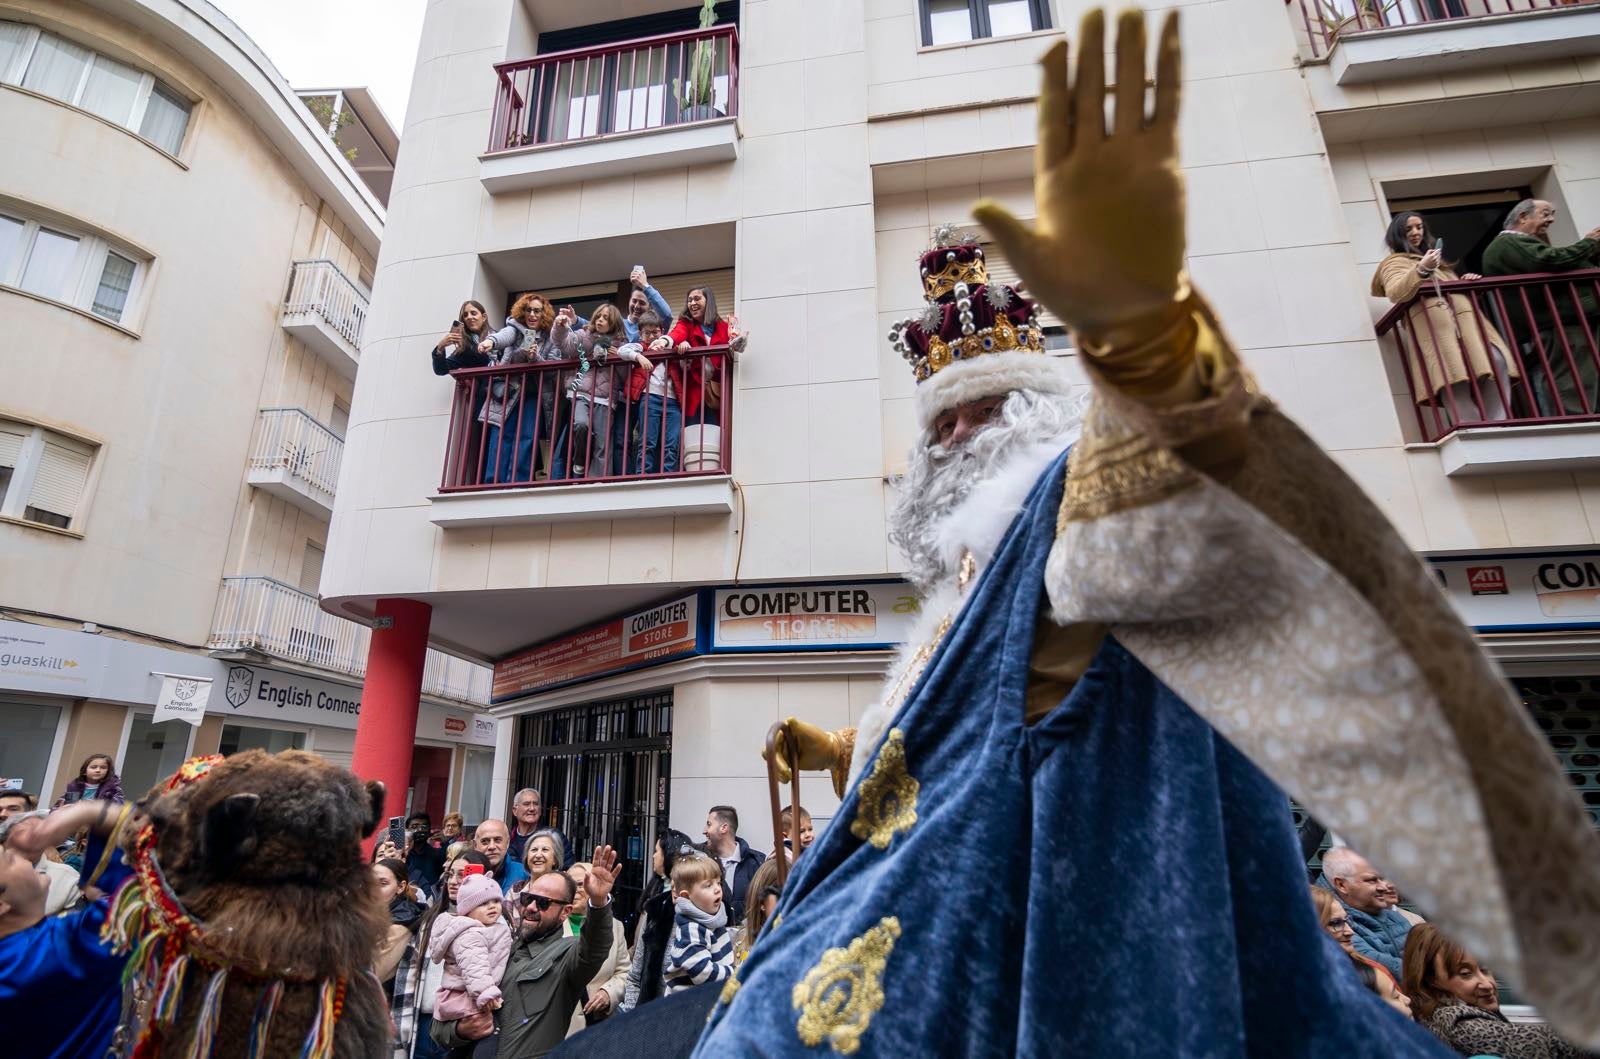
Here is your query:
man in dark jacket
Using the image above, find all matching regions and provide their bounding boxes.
[701,805,764,923]
[1482,198,1600,415]
[432,845,621,1058]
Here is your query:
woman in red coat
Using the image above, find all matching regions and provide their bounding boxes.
[655,286,744,471]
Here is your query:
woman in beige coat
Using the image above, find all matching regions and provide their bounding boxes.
[565,860,633,1037]
[1373,212,1516,423]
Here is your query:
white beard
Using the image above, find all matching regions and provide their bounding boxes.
[850,390,1084,779]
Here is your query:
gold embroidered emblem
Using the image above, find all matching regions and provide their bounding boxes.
[792,917,902,1055]
[849,728,919,850]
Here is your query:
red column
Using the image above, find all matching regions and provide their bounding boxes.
[352,597,432,851]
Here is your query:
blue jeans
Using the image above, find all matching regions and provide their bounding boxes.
[412,1014,449,1059]
[482,404,536,484]
[640,393,681,474]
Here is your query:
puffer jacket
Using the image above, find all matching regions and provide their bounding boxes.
[478,316,559,426]
[1423,1000,1594,1059]
[427,912,513,1012]
[552,318,627,406]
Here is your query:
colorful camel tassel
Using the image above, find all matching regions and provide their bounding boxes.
[184,968,228,1058]
[247,980,284,1058]
[298,979,339,1059]
[152,952,191,1027]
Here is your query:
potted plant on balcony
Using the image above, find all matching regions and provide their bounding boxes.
[674,0,723,122]
[1314,0,1395,43]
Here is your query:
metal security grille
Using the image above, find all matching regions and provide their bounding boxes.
[1514,676,1600,831]
[514,691,673,922]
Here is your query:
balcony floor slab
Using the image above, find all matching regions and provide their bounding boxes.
[282,312,361,380]
[479,118,740,194]
[1329,6,1600,86]
[429,475,736,527]
[1428,422,1600,477]
[247,467,336,520]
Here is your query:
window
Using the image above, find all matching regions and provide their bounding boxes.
[329,399,350,439]
[299,542,325,594]
[0,21,193,154]
[0,419,97,531]
[0,699,63,797]
[220,724,306,756]
[921,0,1051,45]
[0,206,147,323]
[120,714,194,799]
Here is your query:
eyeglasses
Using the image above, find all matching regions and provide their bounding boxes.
[1327,917,1351,930]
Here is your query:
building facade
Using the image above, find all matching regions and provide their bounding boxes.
[0,0,494,819]
[325,0,1600,883]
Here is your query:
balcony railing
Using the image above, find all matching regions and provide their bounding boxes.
[209,576,491,705]
[1296,0,1598,58]
[486,25,739,155]
[284,259,369,350]
[249,408,344,498]
[1375,270,1600,443]
[440,347,734,491]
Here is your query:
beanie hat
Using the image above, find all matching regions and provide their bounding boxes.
[887,227,1072,431]
[456,867,503,916]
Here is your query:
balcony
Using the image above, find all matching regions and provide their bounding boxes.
[1294,0,1600,83]
[208,576,491,705]
[280,260,369,379]
[429,346,737,527]
[246,408,343,519]
[1377,270,1600,475]
[480,26,740,194]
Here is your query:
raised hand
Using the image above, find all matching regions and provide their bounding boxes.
[973,9,1186,344]
[584,845,620,904]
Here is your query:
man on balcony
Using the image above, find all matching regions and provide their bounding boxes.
[613,268,675,475]
[1483,199,1600,417]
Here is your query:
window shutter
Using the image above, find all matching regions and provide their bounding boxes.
[0,422,25,468]
[300,542,326,595]
[981,242,1063,331]
[651,268,736,328]
[26,438,92,522]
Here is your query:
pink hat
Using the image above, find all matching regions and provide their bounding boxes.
[456,871,503,916]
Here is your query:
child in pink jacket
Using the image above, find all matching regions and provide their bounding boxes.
[427,865,513,1020]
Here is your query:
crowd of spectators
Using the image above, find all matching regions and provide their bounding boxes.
[432,267,746,487]
[1310,843,1598,1058]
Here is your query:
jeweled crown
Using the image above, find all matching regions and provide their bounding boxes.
[889,225,1045,383]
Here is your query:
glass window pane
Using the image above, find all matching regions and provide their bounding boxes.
[460,748,494,826]
[19,228,80,300]
[119,715,192,799]
[0,214,23,276]
[987,0,1035,36]
[0,21,32,83]
[21,33,90,102]
[220,724,306,756]
[139,83,190,154]
[927,0,974,43]
[92,251,135,321]
[0,700,63,797]
[80,54,142,125]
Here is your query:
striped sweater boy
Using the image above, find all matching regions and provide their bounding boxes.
[662,852,735,994]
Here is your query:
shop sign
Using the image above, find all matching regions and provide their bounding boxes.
[1432,552,1600,630]
[153,674,213,727]
[0,620,109,696]
[710,583,920,650]
[492,594,701,701]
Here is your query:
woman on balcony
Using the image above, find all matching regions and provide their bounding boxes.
[479,292,563,484]
[658,286,746,472]
[1373,212,1517,426]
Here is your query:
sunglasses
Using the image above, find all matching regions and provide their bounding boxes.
[519,891,566,912]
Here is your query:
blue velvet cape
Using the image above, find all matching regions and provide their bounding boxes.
[694,448,1455,1057]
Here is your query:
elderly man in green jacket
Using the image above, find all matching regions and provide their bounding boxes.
[432,844,621,1058]
[1482,198,1600,416]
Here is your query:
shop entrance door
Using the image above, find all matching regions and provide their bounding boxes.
[515,690,672,921]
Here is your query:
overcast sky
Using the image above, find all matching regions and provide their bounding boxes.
[210,0,425,127]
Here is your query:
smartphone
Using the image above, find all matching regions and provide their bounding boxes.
[386,815,405,851]
[452,319,462,329]
[1433,238,1444,251]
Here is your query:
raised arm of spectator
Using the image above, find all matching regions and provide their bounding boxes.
[480,321,519,357]
[1501,233,1600,273]
[570,846,620,987]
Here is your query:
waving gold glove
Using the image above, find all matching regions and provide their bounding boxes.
[973,9,1187,353]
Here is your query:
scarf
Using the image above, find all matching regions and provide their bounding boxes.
[390,894,426,933]
[673,896,727,930]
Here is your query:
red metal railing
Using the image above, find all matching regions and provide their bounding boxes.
[1375,270,1600,443]
[1295,0,1596,58]
[440,347,734,490]
[486,25,740,154]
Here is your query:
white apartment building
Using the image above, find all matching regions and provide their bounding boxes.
[0,0,496,819]
[325,0,1600,897]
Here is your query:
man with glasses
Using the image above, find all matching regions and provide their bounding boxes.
[431,845,623,1057]
[1321,846,1415,977]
